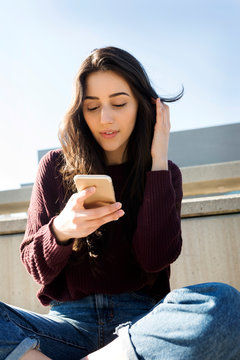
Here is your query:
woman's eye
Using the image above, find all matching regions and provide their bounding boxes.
[113,103,126,108]
[87,106,99,111]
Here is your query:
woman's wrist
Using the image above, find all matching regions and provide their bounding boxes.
[151,158,168,171]
[51,216,71,243]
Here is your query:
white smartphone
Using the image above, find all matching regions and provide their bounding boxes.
[73,174,116,208]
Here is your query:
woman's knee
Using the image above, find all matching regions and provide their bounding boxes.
[164,282,240,307]
[127,283,240,359]
[163,282,240,344]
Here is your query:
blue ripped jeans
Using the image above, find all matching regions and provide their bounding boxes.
[1,283,240,360]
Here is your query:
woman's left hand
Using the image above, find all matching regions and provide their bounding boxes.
[151,98,171,171]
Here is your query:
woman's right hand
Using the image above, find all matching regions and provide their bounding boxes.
[51,187,124,242]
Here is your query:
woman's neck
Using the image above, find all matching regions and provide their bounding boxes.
[105,151,127,166]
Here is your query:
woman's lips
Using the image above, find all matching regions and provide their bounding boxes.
[100,130,119,139]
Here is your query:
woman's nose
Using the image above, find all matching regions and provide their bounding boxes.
[100,107,113,124]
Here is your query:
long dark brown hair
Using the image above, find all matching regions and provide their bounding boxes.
[58,46,183,260]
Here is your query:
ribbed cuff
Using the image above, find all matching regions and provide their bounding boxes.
[43,217,73,262]
[145,170,173,193]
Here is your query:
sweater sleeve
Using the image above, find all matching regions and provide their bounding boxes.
[20,150,73,285]
[132,161,183,272]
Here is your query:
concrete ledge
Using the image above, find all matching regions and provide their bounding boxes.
[0,194,239,235]
[181,160,240,183]
[0,217,27,235]
[0,161,239,215]
[183,178,240,197]
[181,194,240,217]
[181,161,240,197]
[0,187,32,214]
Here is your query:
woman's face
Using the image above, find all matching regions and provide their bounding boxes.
[82,70,138,165]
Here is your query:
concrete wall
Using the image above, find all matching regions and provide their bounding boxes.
[168,123,240,167]
[0,232,45,313]
[171,204,240,291]
[0,161,240,314]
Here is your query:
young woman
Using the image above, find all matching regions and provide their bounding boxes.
[1,47,240,360]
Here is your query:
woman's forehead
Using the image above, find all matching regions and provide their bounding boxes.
[85,70,132,97]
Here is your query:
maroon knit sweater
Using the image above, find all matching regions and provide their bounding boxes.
[20,149,183,306]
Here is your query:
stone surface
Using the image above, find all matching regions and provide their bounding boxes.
[181,160,240,183]
[181,194,240,217]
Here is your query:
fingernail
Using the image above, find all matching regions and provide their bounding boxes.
[113,202,122,209]
[114,210,125,220]
[88,186,96,192]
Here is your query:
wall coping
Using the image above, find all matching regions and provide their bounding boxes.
[181,193,240,217]
[181,160,240,197]
[1,194,239,235]
[181,160,240,182]
[0,186,32,214]
[0,160,239,216]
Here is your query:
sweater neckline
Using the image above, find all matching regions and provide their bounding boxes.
[106,162,130,176]
[107,161,129,169]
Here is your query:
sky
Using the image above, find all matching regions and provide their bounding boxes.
[0,0,239,191]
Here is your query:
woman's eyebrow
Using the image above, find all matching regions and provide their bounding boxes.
[84,96,99,100]
[109,92,130,98]
[84,92,130,100]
